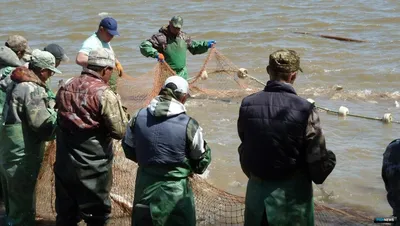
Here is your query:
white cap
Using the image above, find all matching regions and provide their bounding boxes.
[163,75,189,94]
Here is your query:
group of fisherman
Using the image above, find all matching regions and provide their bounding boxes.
[0,15,397,226]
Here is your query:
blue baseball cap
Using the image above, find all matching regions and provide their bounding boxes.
[99,17,119,36]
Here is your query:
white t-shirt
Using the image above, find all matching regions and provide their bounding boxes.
[79,33,114,55]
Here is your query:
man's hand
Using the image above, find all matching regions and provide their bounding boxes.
[156,53,165,63]
[115,62,124,77]
[207,40,217,48]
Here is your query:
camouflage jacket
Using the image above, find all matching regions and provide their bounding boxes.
[56,68,128,139]
[146,26,192,55]
[2,67,57,141]
[55,70,128,195]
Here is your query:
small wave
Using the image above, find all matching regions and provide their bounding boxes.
[98,12,110,18]
[324,69,342,72]
[198,169,210,179]
[299,86,400,101]
[228,181,242,188]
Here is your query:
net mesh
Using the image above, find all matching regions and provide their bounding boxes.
[34,47,377,225]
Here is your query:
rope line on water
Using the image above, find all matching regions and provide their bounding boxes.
[307,98,400,124]
[236,69,399,125]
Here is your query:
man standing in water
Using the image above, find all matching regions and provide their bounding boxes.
[237,49,336,225]
[42,44,69,108]
[0,35,30,202]
[140,16,216,79]
[382,139,400,224]
[122,75,212,225]
[0,35,29,123]
[55,48,128,225]
[0,50,60,225]
[76,17,124,92]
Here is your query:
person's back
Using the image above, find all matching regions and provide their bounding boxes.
[0,35,30,122]
[55,48,128,225]
[239,81,314,179]
[56,70,113,152]
[0,46,22,122]
[54,48,127,225]
[0,46,21,75]
[122,76,212,226]
[0,41,25,203]
[238,49,336,226]
[382,139,400,225]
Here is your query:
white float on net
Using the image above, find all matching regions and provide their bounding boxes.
[200,70,208,80]
[237,68,248,79]
[307,98,315,104]
[338,106,349,116]
[383,113,393,123]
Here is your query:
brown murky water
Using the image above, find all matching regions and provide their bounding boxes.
[1,0,400,220]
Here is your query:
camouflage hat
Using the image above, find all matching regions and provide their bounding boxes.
[268,49,303,73]
[5,35,30,53]
[31,49,62,74]
[170,16,183,29]
[87,48,115,68]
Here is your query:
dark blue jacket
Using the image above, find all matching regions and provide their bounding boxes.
[134,108,191,166]
[238,81,314,180]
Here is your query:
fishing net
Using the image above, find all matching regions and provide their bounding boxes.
[34,47,377,225]
[118,47,265,114]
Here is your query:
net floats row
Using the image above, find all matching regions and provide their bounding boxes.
[307,98,394,124]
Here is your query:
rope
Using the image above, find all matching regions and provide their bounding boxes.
[189,47,217,85]
[246,74,266,87]
[241,73,399,125]
[292,31,367,43]
[315,105,400,124]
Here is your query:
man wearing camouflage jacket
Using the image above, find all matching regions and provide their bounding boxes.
[55,48,128,226]
[0,50,61,225]
[140,16,216,79]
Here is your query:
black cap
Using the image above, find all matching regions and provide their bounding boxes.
[43,44,69,62]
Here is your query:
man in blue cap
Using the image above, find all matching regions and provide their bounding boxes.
[76,17,124,91]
